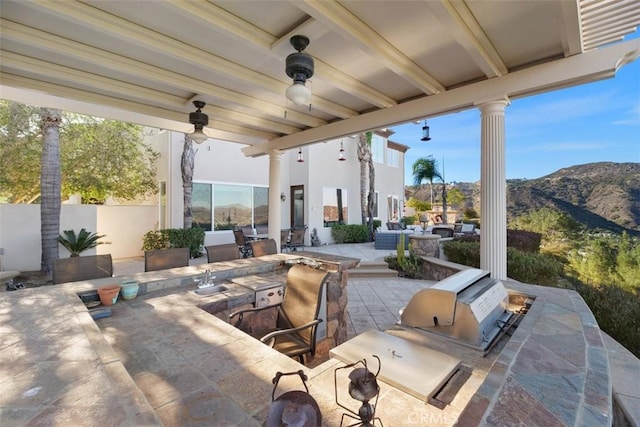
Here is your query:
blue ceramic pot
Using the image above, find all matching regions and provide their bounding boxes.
[120,280,139,300]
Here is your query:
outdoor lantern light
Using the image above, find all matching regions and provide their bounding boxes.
[421,120,431,142]
[188,100,209,144]
[285,35,314,106]
[339,141,346,161]
[297,147,304,163]
[334,355,382,427]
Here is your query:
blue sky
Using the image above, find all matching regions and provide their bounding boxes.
[391,46,640,184]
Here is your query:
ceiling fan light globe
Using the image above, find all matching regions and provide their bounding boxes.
[286,83,311,106]
[189,128,208,144]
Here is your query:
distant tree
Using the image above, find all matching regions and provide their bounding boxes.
[0,101,159,204]
[406,197,431,213]
[61,115,159,203]
[357,131,375,240]
[447,188,465,211]
[0,101,43,203]
[412,156,441,206]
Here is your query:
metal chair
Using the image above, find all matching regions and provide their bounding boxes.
[250,238,278,257]
[53,254,113,284]
[205,243,240,263]
[229,264,329,364]
[144,247,190,272]
[233,229,252,258]
[286,227,306,251]
[280,229,291,252]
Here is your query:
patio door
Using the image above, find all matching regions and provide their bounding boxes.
[290,185,304,228]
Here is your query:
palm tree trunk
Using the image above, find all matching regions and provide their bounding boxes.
[182,135,196,229]
[357,134,368,224]
[367,156,376,239]
[40,108,62,274]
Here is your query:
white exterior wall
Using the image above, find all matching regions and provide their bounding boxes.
[0,204,156,271]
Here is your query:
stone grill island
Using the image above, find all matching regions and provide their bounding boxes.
[0,250,622,426]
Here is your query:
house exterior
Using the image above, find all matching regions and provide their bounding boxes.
[150,128,407,248]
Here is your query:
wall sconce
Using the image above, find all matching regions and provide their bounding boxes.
[338,141,346,161]
[297,147,304,163]
[421,120,431,142]
[280,192,286,202]
[285,35,314,106]
[188,100,209,144]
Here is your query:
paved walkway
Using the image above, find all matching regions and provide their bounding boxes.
[112,242,436,340]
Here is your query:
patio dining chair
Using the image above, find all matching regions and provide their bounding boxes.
[280,229,291,252]
[144,247,190,272]
[233,229,252,258]
[53,254,113,284]
[250,238,278,257]
[286,227,306,252]
[229,264,329,364]
[206,243,240,263]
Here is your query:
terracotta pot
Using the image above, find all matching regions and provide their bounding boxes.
[97,285,121,306]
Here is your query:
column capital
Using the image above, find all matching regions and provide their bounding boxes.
[268,149,283,159]
[474,95,510,111]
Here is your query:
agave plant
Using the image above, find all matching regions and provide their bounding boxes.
[58,228,109,257]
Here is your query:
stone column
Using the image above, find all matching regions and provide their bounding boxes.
[268,150,283,250]
[477,98,509,280]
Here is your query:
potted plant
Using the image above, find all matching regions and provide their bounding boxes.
[58,228,109,257]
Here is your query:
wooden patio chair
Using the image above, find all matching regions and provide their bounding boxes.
[205,243,240,263]
[52,254,113,284]
[250,238,278,257]
[229,264,330,364]
[144,247,189,272]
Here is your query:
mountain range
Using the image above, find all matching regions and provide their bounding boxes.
[406,162,640,236]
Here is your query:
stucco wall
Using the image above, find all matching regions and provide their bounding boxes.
[0,204,157,271]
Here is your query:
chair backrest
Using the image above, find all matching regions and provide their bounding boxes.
[432,227,454,238]
[53,254,113,284]
[206,243,240,263]
[144,247,189,272]
[280,229,291,248]
[461,223,476,234]
[250,238,278,257]
[279,264,330,346]
[233,229,248,246]
[288,228,306,248]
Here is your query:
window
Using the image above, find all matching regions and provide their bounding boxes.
[323,187,348,227]
[372,191,379,218]
[371,134,385,164]
[192,182,269,231]
[386,148,399,167]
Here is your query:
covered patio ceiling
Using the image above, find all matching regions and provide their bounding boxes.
[1,0,639,156]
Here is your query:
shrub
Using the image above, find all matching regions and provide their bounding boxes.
[373,219,382,230]
[331,224,369,243]
[442,241,562,285]
[400,215,417,227]
[507,229,542,253]
[384,254,423,278]
[142,228,205,258]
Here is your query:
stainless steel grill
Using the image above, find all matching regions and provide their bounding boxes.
[399,268,512,353]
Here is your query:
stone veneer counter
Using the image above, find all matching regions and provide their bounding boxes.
[0,253,615,426]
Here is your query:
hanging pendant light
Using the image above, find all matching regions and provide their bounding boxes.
[285,35,314,106]
[421,120,431,142]
[338,141,346,161]
[297,147,304,163]
[188,100,209,144]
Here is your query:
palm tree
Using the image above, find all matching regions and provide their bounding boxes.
[39,108,62,274]
[182,134,196,229]
[357,132,375,239]
[412,156,441,206]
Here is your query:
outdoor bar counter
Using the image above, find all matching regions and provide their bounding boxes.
[0,252,618,426]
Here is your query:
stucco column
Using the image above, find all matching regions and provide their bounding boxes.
[268,150,283,251]
[477,98,509,280]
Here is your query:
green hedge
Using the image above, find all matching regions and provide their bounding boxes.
[142,228,205,258]
[442,240,562,285]
[331,224,369,243]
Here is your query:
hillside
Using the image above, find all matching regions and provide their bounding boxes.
[406,162,640,235]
